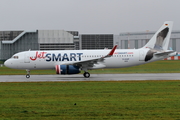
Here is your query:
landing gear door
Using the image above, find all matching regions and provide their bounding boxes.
[24,53,30,63]
[139,50,145,61]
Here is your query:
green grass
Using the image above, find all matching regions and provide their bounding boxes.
[1,60,180,75]
[1,61,180,119]
[0,81,180,119]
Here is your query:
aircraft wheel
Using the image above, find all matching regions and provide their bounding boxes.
[26,74,30,78]
[83,72,90,78]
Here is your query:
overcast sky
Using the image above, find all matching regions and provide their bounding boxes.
[0,0,179,34]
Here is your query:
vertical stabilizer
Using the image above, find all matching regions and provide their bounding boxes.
[143,21,173,51]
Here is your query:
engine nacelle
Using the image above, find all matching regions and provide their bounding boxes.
[55,65,80,75]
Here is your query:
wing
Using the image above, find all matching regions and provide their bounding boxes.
[57,45,117,69]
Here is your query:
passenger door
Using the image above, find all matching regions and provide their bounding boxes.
[139,50,145,61]
[24,53,30,63]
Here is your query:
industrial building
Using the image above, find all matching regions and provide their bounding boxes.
[115,31,180,51]
[0,30,78,61]
[79,34,114,49]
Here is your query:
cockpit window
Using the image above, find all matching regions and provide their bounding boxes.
[12,56,19,59]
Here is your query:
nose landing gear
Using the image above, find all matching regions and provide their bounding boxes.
[26,69,30,78]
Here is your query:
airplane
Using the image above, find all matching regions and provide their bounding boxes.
[4,21,177,78]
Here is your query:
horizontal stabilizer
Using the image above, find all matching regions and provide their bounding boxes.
[155,51,177,56]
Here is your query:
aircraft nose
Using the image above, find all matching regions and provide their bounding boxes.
[4,59,11,68]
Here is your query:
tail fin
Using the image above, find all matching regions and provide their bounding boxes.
[143,21,173,51]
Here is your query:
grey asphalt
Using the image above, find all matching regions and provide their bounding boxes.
[0,73,180,82]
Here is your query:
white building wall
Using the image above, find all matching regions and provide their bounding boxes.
[113,35,121,49]
[176,39,180,51]
[38,30,74,43]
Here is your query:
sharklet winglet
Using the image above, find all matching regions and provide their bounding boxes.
[106,45,117,57]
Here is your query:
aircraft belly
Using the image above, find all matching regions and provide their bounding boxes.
[104,57,144,68]
[35,62,54,69]
[20,61,54,70]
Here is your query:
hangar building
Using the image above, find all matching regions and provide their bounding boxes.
[79,34,114,49]
[0,30,78,60]
[115,31,180,51]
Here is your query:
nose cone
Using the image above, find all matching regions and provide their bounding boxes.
[4,59,12,68]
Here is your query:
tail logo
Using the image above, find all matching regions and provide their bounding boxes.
[154,27,169,50]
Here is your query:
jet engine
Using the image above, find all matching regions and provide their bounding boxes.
[55,65,80,74]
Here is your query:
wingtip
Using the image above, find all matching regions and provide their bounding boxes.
[108,45,117,56]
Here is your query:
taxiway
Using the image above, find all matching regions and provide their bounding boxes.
[0,73,179,82]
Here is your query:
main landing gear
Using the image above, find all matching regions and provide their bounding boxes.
[83,72,90,78]
[26,69,30,78]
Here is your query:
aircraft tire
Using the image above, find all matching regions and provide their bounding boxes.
[83,72,90,78]
[26,74,30,78]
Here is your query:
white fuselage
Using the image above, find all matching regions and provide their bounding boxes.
[4,48,165,70]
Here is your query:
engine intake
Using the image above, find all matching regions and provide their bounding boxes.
[55,65,80,74]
